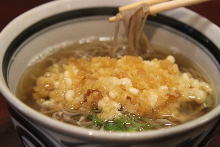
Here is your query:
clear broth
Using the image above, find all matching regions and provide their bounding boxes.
[16,39,214,131]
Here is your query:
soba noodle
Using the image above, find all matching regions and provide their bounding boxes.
[113,4,152,56]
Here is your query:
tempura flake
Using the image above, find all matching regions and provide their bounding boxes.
[33,55,213,123]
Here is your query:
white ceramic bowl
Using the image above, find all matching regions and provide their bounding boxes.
[0,0,220,147]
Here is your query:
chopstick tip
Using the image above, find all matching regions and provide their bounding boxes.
[108,16,117,22]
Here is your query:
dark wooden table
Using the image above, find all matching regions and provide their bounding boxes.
[0,0,219,147]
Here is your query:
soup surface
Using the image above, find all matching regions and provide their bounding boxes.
[17,39,214,132]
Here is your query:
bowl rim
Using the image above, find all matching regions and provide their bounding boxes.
[0,0,220,142]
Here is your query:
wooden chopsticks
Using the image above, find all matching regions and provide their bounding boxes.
[109,0,210,22]
[149,0,210,15]
[119,0,171,12]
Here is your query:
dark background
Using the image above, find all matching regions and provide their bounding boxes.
[0,0,220,147]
